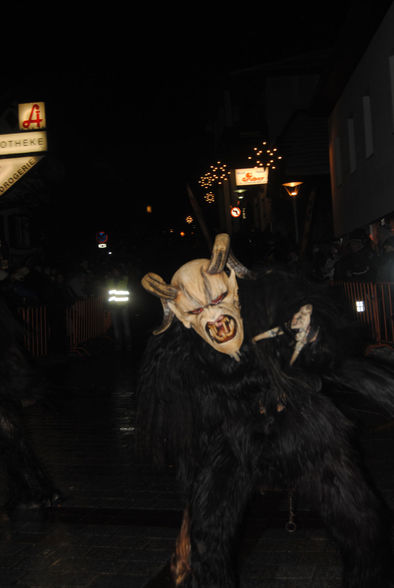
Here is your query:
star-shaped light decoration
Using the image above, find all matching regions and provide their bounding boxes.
[198,161,231,204]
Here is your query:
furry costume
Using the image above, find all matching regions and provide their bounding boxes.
[0,296,61,514]
[137,234,394,587]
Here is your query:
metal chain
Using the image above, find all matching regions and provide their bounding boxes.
[285,490,297,533]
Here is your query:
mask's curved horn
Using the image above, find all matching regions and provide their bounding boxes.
[141,273,178,335]
[153,300,175,335]
[227,251,256,279]
[141,272,179,300]
[206,233,231,274]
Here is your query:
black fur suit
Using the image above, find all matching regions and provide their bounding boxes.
[137,267,394,588]
[0,296,60,514]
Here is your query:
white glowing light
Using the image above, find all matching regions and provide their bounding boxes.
[108,289,130,303]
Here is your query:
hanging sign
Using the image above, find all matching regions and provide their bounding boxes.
[235,167,269,186]
[0,156,44,196]
[0,102,47,196]
[18,102,46,130]
[0,131,47,156]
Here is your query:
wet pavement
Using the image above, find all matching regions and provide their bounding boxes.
[1,338,394,587]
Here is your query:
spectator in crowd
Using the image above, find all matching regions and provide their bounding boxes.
[333,229,377,281]
[0,265,40,309]
[46,270,75,354]
[376,236,394,282]
[106,264,132,351]
[21,264,55,305]
[66,260,93,300]
[318,241,342,281]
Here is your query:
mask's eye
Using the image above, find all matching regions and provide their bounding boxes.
[211,292,227,305]
[189,307,204,315]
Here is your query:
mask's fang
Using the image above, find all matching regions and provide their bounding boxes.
[206,316,237,343]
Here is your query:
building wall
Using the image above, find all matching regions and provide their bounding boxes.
[329,2,394,237]
[265,74,321,142]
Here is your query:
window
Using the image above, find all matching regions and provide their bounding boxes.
[347,117,357,173]
[362,95,374,157]
[389,55,394,132]
[8,215,31,249]
[334,136,343,186]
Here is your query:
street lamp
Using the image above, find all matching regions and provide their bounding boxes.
[282,181,303,244]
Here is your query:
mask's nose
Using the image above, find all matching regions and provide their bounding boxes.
[204,307,224,322]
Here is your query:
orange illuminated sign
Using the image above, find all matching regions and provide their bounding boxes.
[235,167,269,186]
[230,206,241,218]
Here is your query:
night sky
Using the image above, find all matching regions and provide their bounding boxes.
[0,1,386,261]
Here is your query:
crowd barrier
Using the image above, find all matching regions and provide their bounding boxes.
[17,296,112,358]
[18,305,49,357]
[17,284,394,358]
[332,281,394,346]
[66,296,112,355]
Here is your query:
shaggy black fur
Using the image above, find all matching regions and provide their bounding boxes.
[0,297,61,514]
[137,268,394,587]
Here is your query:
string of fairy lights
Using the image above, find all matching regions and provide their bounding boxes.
[184,142,283,227]
[198,161,232,204]
[197,142,283,206]
[247,141,282,169]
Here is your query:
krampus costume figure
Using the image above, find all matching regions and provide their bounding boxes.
[137,233,394,587]
[0,296,61,514]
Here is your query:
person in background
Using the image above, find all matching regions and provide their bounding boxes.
[107,264,132,351]
[376,236,394,282]
[66,260,93,300]
[333,229,377,281]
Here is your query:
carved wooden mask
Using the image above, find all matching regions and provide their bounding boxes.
[141,234,247,360]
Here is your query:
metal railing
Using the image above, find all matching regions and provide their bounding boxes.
[18,304,49,357]
[17,296,111,357]
[17,284,394,358]
[332,281,394,346]
[66,296,111,354]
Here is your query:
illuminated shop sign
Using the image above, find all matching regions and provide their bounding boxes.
[0,102,47,196]
[18,102,46,130]
[0,156,44,195]
[0,131,47,156]
[235,167,269,186]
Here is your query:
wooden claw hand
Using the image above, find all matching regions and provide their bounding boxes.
[252,304,319,365]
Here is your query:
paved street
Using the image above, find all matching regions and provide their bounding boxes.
[1,339,394,587]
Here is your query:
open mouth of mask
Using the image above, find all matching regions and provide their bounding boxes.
[205,315,237,343]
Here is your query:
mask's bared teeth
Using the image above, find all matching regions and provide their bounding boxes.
[206,315,236,343]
